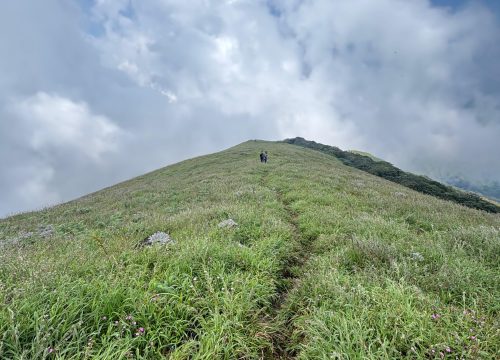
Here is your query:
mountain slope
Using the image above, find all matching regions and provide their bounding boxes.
[1,140,499,359]
[284,137,500,213]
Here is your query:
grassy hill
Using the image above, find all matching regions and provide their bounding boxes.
[1,140,499,359]
[284,137,500,213]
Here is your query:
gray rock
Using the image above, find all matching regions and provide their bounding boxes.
[218,219,238,228]
[0,231,33,248]
[0,237,15,248]
[394,192,408,198]
[19,231,34,239]
[0,225,55,248]
[410,252,424,261]
[143,231,175,246]
[38,225,54,238]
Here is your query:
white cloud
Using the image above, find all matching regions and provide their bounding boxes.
[16,164,61,209]
[0,0,500,216]
[0,92,125,216]
[11,92,122,162]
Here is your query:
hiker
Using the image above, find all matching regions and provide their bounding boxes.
[259,151,264,163]
[264,151,268,163]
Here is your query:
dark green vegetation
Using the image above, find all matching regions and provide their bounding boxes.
[1,141,499,359]
[284,137,500,214]
[348,150,384,163]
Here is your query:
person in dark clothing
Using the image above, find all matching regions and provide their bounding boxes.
[259,151,264,163]
[264,151,268,163]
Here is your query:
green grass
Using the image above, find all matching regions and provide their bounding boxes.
[284,137,500,213]
[1,140,499,359]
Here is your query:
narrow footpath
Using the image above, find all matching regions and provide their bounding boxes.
[259,167,318,359]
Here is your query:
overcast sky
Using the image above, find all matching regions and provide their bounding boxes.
[1,0,500,217]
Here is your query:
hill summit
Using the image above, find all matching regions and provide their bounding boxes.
[1,140,499,358]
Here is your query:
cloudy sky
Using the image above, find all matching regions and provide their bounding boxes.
[1,0,500,217]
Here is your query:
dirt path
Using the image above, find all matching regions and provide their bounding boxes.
[259,168,317,359]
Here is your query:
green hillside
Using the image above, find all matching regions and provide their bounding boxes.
[1,141,499,359]
[284,137,500,213]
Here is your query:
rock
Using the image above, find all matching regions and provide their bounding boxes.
[19,231,34,239]
[0,237,15,248]
[218,219,238,228]
[410,252,424,261]
[0,226,55,248]
[0,231,33,248]
[394,192,407,198]
[38,225,54,238]
[142,231,175,247]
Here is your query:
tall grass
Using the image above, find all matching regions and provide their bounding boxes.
[265,145,500,359]
[1,141,498,359]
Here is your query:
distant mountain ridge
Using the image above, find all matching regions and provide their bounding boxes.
[283,137,500,213]
[444,177,500,202]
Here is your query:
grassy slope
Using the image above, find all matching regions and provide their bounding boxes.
[0,141,499,359]
[284,137,500,213]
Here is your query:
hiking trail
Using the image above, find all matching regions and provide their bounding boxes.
[259,166,317,359]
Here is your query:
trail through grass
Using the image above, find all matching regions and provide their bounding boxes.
[258,168,316,358]
[265,144,500,359]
